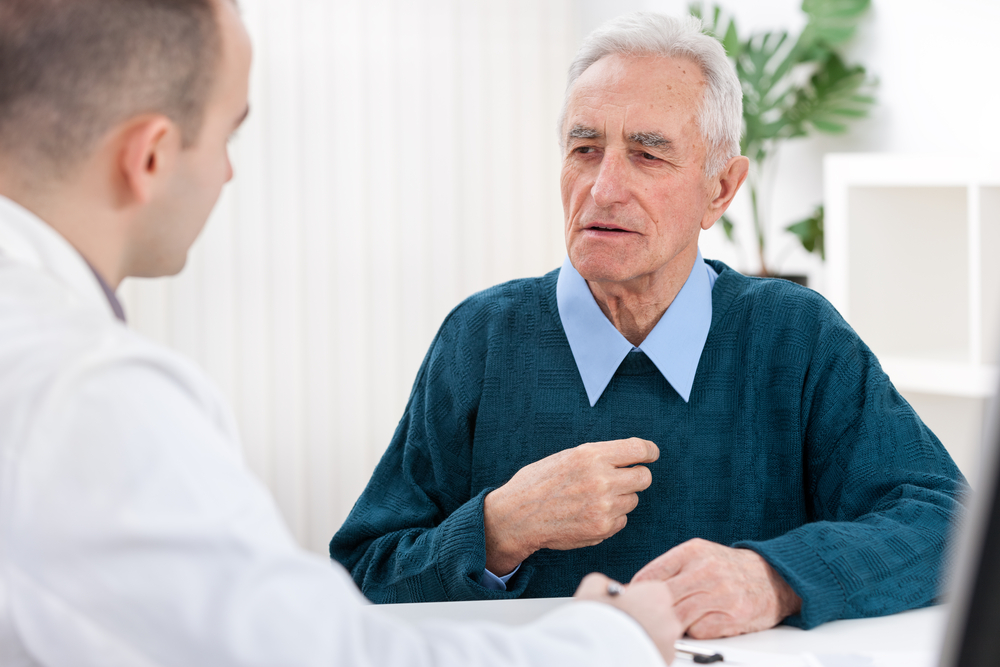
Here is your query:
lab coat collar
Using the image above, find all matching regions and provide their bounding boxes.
[0,194,122,323]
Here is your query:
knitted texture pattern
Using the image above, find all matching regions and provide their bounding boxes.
[330,260,967,629]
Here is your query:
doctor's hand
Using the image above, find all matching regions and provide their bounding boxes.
[482,437,659,575]
[631,538,802,639]
[574,573,680,665]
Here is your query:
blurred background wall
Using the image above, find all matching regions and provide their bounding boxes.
[120,0,1000,555]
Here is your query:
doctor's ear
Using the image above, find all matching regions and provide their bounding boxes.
[116,115,181,206]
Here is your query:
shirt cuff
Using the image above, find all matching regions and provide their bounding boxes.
[479,564,521,591]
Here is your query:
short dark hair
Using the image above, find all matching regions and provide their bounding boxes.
[0,0,222,176]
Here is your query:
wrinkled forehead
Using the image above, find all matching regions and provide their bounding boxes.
[562,53,706,139]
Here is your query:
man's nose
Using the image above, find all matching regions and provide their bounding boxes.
[590,151,630,207]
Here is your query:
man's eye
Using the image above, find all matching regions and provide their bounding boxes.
[575,146,595,154]
[641,152,658,161]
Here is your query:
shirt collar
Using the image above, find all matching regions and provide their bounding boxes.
[84,259,127,323]
[556,250,717,406]
[0,194,125,323]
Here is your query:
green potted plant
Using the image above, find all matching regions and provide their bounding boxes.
[691,0,876,277]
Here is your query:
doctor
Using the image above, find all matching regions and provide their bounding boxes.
[0,0,680,665]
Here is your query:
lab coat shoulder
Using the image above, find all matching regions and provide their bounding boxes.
[0,259,239,462]
[0,263,307,665]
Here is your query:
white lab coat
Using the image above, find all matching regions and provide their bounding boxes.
[0,196,665,667]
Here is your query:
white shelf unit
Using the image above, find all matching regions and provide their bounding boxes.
[824,154,1000,479]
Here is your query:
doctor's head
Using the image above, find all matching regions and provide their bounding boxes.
[0,0,251,283]
[559,13,748,292]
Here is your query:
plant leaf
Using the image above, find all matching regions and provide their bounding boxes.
[785,53,876,136]
[722,18,741,57]
[720,214,735,241]
[800,0,871,49]
[786,204,825,259]
[737,30,799,159]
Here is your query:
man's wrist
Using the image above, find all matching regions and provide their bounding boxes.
[738,547,802,622]
[765,560,802,619]
[775,576,802,619]
[483,488,534,573]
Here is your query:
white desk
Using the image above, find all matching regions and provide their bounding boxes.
[378,598,947,666]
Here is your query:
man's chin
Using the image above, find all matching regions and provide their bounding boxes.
[569,251,644,285]
[573,265,645,286]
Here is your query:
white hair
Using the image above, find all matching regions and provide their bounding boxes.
[560,12,743,176]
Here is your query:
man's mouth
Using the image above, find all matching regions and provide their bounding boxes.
[585,223,633,233]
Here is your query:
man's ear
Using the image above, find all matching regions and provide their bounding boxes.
[117,115,179,206]
[701,155,750,231]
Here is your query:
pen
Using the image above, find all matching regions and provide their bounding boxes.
[674,640,724,663]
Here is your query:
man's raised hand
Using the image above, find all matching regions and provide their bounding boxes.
[483,437,659,574]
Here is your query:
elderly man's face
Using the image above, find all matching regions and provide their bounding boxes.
[561,53,719,287]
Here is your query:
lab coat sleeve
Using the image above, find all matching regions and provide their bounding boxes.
[4,352,665,667]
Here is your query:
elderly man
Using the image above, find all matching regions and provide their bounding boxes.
[0,1,682,665]
[331,12,967,638]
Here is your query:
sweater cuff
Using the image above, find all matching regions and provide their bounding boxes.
[734,530,846,629]
[433,488,531,600]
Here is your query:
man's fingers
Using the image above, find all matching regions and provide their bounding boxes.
[631,547,686,583]
[605,437,660,467]
[671,589,733,639]
[613,492,640,515]
[660,570,712,604]
[610,513,628,536]
[613,464,653,492]
[672,593,712,631]
[686,611,736,640]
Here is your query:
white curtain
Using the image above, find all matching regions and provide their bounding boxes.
[119,0,577,554]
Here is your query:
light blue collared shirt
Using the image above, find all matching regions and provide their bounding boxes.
[481,250,717,591]
[557,249,717,405]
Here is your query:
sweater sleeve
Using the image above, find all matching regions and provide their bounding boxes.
[329,304,531,603]
[734,297,969,629]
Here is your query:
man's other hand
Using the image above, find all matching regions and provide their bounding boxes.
[483,438,659,574]
[631,538,802,639]
[574,573,679,665]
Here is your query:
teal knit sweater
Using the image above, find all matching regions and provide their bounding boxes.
[330,261,967,629]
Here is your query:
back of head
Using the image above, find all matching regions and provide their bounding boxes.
[562,12,742,176]
[0,0,221,184]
